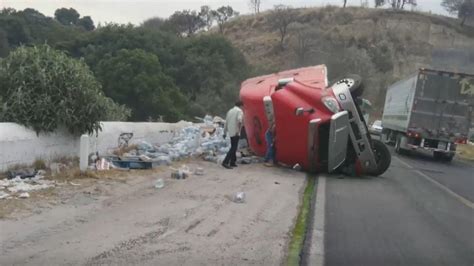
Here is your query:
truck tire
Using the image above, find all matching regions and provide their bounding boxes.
[332,74,364,98]
[370,139,391,176]
[434,151,454,162]
[444,154,454,162]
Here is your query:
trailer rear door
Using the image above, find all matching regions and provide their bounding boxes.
[410,70,473,140]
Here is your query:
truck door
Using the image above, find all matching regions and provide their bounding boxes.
[415,71,471,140]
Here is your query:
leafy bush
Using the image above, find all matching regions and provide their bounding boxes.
[0,45,130,134]
[95,48,187,121]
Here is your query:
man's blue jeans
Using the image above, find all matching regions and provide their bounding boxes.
[264,130,275,163]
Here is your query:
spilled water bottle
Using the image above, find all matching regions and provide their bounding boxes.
[154,178,164,189]
[233,192,246,203]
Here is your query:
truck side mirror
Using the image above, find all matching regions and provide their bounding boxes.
[295,107,315,116]
[295,107,304,116]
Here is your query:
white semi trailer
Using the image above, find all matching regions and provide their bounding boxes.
[382,68,474,161]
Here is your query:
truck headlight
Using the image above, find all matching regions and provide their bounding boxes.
[322,96,340,113]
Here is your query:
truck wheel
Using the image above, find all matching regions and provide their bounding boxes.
[444,154,454,162]
[332,74,364,98]
[370,139,391,176]
[433,151,443,160]
[434,151,454,162]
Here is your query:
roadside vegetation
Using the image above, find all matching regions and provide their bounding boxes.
[0,7,250,132]
[0,3,472,131]
[287,175,316,265]
[457,144,474,161]
[225,5,474,115]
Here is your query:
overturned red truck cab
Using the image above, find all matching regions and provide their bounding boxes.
[240,65,391,176]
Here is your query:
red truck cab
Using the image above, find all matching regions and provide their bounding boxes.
[240,65,391,176]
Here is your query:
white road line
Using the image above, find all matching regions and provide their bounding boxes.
[308,176,326,266]
[393,156,414,169]
[414,169,474,210]
[394,156,474,210]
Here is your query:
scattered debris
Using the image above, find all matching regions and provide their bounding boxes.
[0,172,55,199]
[70,182,81,186]
[274,181,280,185]
[194,167,204,176]
[7,168,37,179]
[154,178,165,189]
[85,115,260,173]
[96,158,111,171]
[111,160,152,170]
[0,191,10,200]
[239,156,263,165]
[171,165,192,180]
[18,192,30,198]
[233,192,246,203]
[292,164,302,171]
[139,154,152,162]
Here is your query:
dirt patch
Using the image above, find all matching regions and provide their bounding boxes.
[0,160,306,265]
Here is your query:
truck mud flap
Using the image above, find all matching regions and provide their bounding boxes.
[328,111,349,172]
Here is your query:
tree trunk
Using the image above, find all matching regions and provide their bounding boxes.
[343,0,347,8]
[461,16,466,26]
[280,34,285,50]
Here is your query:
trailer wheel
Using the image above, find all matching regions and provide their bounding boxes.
[434,151,454,162]
[332,74,364,98]
[370,139,391,176]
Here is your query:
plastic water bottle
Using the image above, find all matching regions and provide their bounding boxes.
[154,178,164,189]
[233,192,246,203]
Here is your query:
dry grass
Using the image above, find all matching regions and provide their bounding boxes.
[457,144,474,161]
[32,159,47,170]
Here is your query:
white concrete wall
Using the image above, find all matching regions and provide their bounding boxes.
[0,121,191,171]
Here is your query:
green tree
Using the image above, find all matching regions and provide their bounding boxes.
[0,8,83,49]
[0,29,9,57]
[0,45,129,134]
[175,35,249,115]
[0,14,31,46]
[268,5,297,50]
[441,0,464,13]
[141,17,165,30]
[199,6,215,31]
[459,0,474,25]
[95,49,187,121]
[442,0,473,25]
[212,6,239,34]
[166,10,204,36]
[54,8,80,26]
[78,16,95,31]
[289,23,320,65]
[61,24,250,117]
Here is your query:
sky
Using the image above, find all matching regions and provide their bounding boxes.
[0,0,450,25]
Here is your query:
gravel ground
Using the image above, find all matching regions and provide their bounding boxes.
[0,161,306,265]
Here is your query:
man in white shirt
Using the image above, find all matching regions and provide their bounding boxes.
[222,101,244,169]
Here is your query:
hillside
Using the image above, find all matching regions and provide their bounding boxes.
[223,7,474,116]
